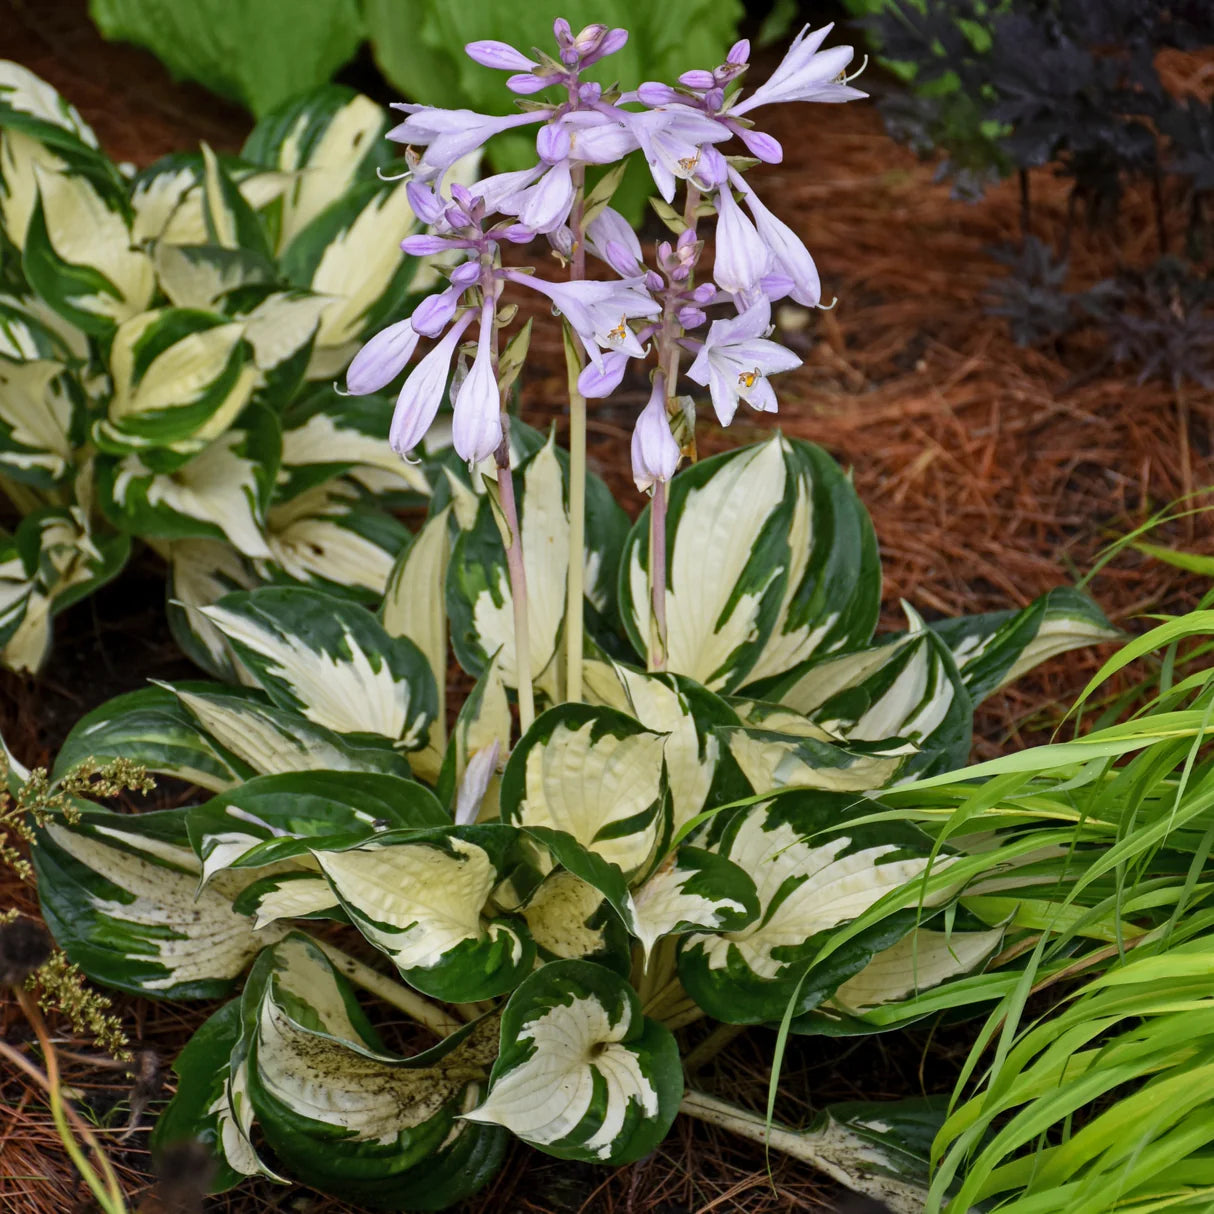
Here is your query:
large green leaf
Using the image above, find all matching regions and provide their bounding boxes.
[743,438,882,685]
[186,770,446,885]
[237,933,506,1208]
[448,435,627,694]
[757,607,974,778]
[466,959,683,1165]
[620,436,794,691]
[165,537,259,681]
[167,682,417,781]
[930,586,1117,705]
[501,704,668,881]
[199,586,438,746]
[88,0,366,117]
[313,824,535,1003]
[33,803,283,998]
[52,683,249,792]
[678,792,950,1024]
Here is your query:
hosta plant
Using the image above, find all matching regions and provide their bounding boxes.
[0,63,464,673]
[17,20,1119,1212]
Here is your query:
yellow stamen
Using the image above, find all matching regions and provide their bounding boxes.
[737,368,759,389]
[678,153,700,173]
[606,315,628,344]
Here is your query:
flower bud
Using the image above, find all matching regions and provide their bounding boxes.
[345,319,419,395]
[537,123,572,164]
[636,81,679,107]
[631,375,680,492]
[401,233,462,256]
[406,181,445,224]
[727,38,750,65]
[507,73,553,95]
[678,69,716,90]
[465,40,537,71]
[410,287,460,338]
[449,260,482,288]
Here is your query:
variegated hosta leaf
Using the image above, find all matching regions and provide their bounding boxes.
[152,242,274,312]
[582,658,734,836]
[678,792,951,1024]
[129,151,289,247]
[187,770,446,886]
[0,61,100,151]
[199,586,438,745]
[621,436,794,691]
[437,651,511,818]
[33,804,285,998]
[448,437,600,694]
[279,386,429,501]
[0,292,88,363]
[165,538,259,681]
[258,480,409,600]
[232,870,341,930]
[96,405,280,558]
[383,504,453,778]
[1,507,130,673]
[236,289,333,409]
[94,307,258,457]
[931,586,1117,705]
[198,142,271,260]
[242,86,392,255]
[520,870,632,973]
[0,356,80,486]
[757,606,973,779]
[22,162,154,334]
[237,934,507,1207]
[150,1001,264,1191]
[629,847,759,961]
[314,825,534,1002]
[52,683,249,793]
[816,924,1006,1027]
[466,959,682,1164]
[722,724,913,795]
[278,178,419,379]
[743,438,882,685]
[501,704,668,882]
[167,682,416,781]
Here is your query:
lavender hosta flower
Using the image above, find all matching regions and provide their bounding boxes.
[388,105,544,183]
[454,739,502,826]
[578,349,630,399]
[465,40,539,72]
[686,300,802,425]
[728,24,865,116]
[451,302,504,464]
[585,206,643,274]
[631,374,680,492]
[509,273,660,368]
[344,319,419,395]
[620,104,732,202]
[730,174,821,308]
[712,183,769,297]
[390,312,475,457]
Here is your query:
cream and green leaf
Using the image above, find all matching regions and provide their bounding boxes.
[466,960,682,1164]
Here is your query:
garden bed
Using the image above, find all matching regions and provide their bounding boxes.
[2,3,1212,1212]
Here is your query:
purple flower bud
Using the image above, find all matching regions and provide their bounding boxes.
[345,319,419,395]
[677,305,707,329]
[733,125,783,163]
[450,260,482,287]
[507,72,553,95]
[573,23,609,53]
[537,123,572,164]
[678,69,716,90]
[646,269,664,292]
[560,46,580,66]
[578,350,629,398]
[704,87,725,111]
[401,233,466,256]
[631,374,680,492]
[451,304,503,465]
[450,183,475,212]
[465,40,537,72]
[657,241,672,263]
[578,81,603,103]
[587,206,643,273]
[410,286,460,337]
[636,81,680,107]
[692,282,717,304]
[591,28,629,62]
[602,239,640,277]
[407,181,446,225]
[676,227,697,250]
[502,223,536,243]
[548,225,573,257]
[696,146,730,187]
[727,38,750,65]
[553,17,573,44]
[390,312,474,456]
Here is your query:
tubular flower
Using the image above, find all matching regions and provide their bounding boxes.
[631,373,680,492]
[451,301,504,465]
[389,311,475,458]
[686,300,802,425]
[729,24,865,116]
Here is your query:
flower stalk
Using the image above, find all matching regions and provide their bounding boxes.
[564,162,588,704]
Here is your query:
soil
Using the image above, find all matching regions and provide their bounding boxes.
[2,1,1212,1212]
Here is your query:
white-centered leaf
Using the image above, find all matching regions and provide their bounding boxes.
[199,586,437,745]
[521,871,612,963]
[0,356,74,481]
[623,437,792,690]
[466,959,682,1165]
[502,705,668,880]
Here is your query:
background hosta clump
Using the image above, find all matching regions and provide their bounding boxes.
[0,62,463,673]
[22,413,1117,1208]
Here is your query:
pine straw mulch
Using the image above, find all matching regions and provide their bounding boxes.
[3,3,1214,1211]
